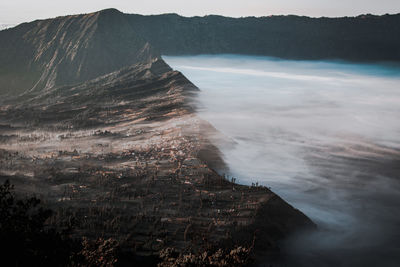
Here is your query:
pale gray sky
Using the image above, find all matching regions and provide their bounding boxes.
[1,0,400,25]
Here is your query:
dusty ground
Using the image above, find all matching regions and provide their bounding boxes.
[0,59,314,260]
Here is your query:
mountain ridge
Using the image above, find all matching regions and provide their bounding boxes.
[125,12,400,61]
[1,9,399,96]
[0,9,158,96]
[0,9,318,264]
[0,37,315,264]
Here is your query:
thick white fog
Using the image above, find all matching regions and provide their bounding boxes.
[165,55,400,266]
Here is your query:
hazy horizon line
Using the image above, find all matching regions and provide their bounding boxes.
[2,8,400,27]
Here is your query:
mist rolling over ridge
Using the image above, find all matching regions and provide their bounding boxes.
[1,7,400,266]
[165,54,400,266]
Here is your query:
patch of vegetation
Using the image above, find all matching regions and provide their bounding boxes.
[0,180,120,267]
[0,180,257,266]
[0,180,77,266]
[158,246,253,266]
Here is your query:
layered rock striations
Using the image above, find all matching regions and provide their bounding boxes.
[0,9,155,96]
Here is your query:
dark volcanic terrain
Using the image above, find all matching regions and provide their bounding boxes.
[0,9,315,264]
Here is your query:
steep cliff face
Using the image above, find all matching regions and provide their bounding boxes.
[0,9,157,96]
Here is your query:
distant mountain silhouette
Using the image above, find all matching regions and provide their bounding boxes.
[0,9,399,96]
[126,13,400,62]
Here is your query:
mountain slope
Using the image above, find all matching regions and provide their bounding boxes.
[1,58,197,129]
[0,50,314,263]
[0,9,157,96]
[0,10,321,264]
